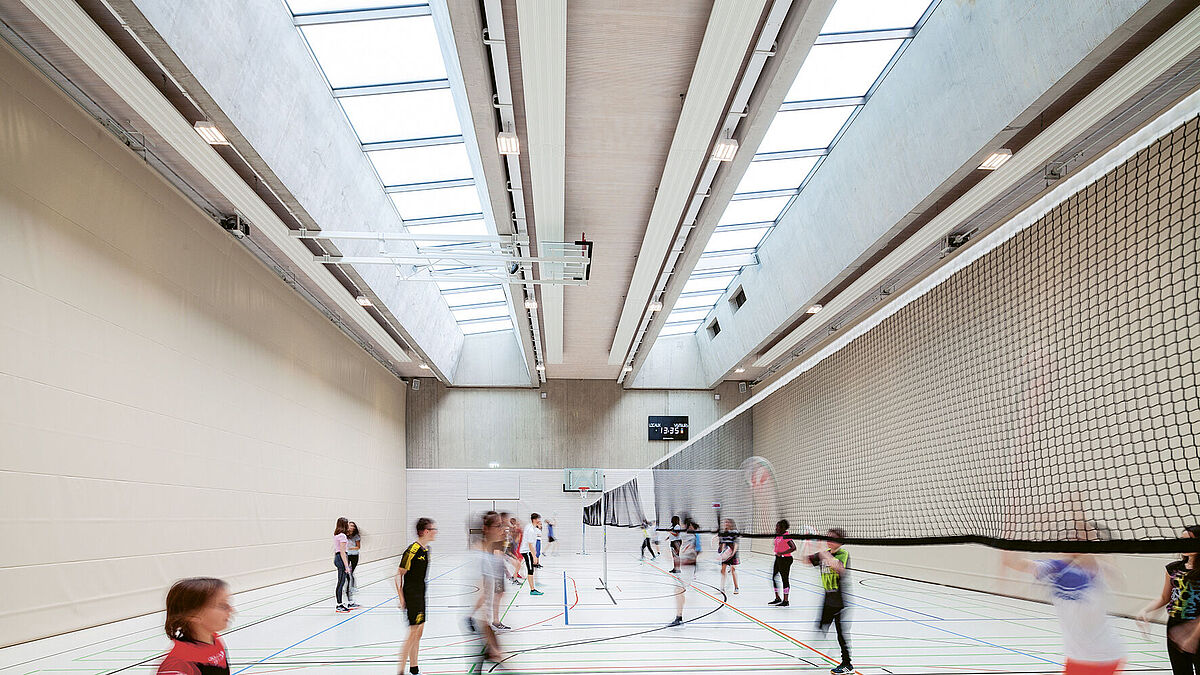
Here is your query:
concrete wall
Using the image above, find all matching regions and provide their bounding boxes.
[0,41,408,646]
[690,0,1156,380]
[407,379,750,468]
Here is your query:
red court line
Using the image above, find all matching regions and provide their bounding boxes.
[646,562,855,673]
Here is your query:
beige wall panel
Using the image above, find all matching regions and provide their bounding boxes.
[407,379,749,468]
[0,42,407,645]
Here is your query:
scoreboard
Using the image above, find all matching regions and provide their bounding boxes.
[648,415,689,441]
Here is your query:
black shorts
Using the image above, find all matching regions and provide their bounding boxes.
[404,591,426,626]
[522,552,536,575]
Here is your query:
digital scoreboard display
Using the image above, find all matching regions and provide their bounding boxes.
[648,416,689,441]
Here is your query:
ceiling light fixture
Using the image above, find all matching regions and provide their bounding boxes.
[806,304,823,314]
[648,300,664,312]
[488,461,500,468]
[979,148,1012,170]
[418,363,430,370]
[734,367,746,373]
[356,295,373,307]
[194,120,229,145]
[622,365,633,373]
[711,136,739,162]
[524,298,538,310]
[497,130,520,155]
[536,363,546,372]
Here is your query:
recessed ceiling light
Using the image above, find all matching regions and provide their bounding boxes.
[497,130,520,155]
[806,304,823,314]
[648,300,664,312]
[536,363,546,372]
[734,367,746,373]
[418,363,430,370]
[524,298,538,310]
[711,137,739,162]
[488,461,500,468]
[622,365,633,373]
[194,120,229,145]
[356,295,373,307]
[979,149,1012,170]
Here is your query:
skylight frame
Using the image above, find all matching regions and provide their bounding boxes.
[287,1,517,336]
[664,0,938,338]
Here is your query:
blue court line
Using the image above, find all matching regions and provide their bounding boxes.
[733,565,1060,666]
[232,560,468,674]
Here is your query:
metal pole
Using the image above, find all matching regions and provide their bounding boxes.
[579,489,587,555]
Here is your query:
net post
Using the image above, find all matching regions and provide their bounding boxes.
[578,487,589,556]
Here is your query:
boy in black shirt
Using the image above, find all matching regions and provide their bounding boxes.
[396,518,437,675]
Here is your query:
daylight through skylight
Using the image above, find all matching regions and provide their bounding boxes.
[663,0,936,339]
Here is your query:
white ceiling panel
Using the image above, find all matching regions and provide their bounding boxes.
[339,90,461,143]
[821,0,933,33]
[758,106,856,153]
[785,40,903,101]
[368,143,472,186]
[301,17,446,89]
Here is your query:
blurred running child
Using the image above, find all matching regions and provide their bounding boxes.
[641,520,656,560]
[158,577,233,675]
[669,515,683,573]
[471,512,508,668]
[546,517,558,555]
[719,518,740,594]
[346,521,362,607]
[668,519,699,627]
[1003,533,1126,675]
[396,518,437,675]
[810,527,852,675]
[522,514,545,596]
[770,519,796,606]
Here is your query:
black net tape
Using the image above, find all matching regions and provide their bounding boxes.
[652,116,1200,554]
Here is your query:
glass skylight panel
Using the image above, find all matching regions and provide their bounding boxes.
[340,90,461,144]
[675,291,724,310]
[369,143,472,186]
[758,106,855,154]
[718,196,792,226]
[736,156,820,193]
[287,1,410,14]
[444,286,507,308]
[661,321,704,337]
[666,308,712,324]
[404,218,488,237]
[461,318,513,334]
[682,273,737,295]
[301,17,446,89]
[451,304,510,322]
[704,226,771,252]
[695,252,758,272]
[785,40,903,102]
[820,0,933,33]
[436,280,492,292]
[391,185,482,220]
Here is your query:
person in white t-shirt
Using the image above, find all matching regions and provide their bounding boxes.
[1002,547,1125,675]
[521,514,545,596]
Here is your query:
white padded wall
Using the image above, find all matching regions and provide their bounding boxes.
[0,42,407,645]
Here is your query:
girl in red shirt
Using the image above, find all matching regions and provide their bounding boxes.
[157,577,233,675]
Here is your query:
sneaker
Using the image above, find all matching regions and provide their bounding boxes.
[666,617,683,627]
[530,589,544,596]
[733,588,740,594]
[491,622,510,630]
[347,603,361,609]
[336,604,350,613]
[670,569,680,574]
[768,598,782,605]
[779,600,789,607]
[465,616,477,632]
[831,664,853,674]
[533,564,543,569]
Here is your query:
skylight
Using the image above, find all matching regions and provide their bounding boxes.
[289,2,512,335]
[664,0,936,338]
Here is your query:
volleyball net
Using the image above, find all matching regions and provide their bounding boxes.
[647,115,1200,554]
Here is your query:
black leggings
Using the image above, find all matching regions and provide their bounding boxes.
[819,592,851,665]
[641,538,654,557]
[772,556,793,594]
[1168,619,1200,675]
[334,555,350,604]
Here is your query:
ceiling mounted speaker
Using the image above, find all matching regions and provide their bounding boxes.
[412,378,420,391]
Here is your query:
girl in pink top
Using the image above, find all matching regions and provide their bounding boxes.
[332,517,355,613]
[770,519,797,607]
